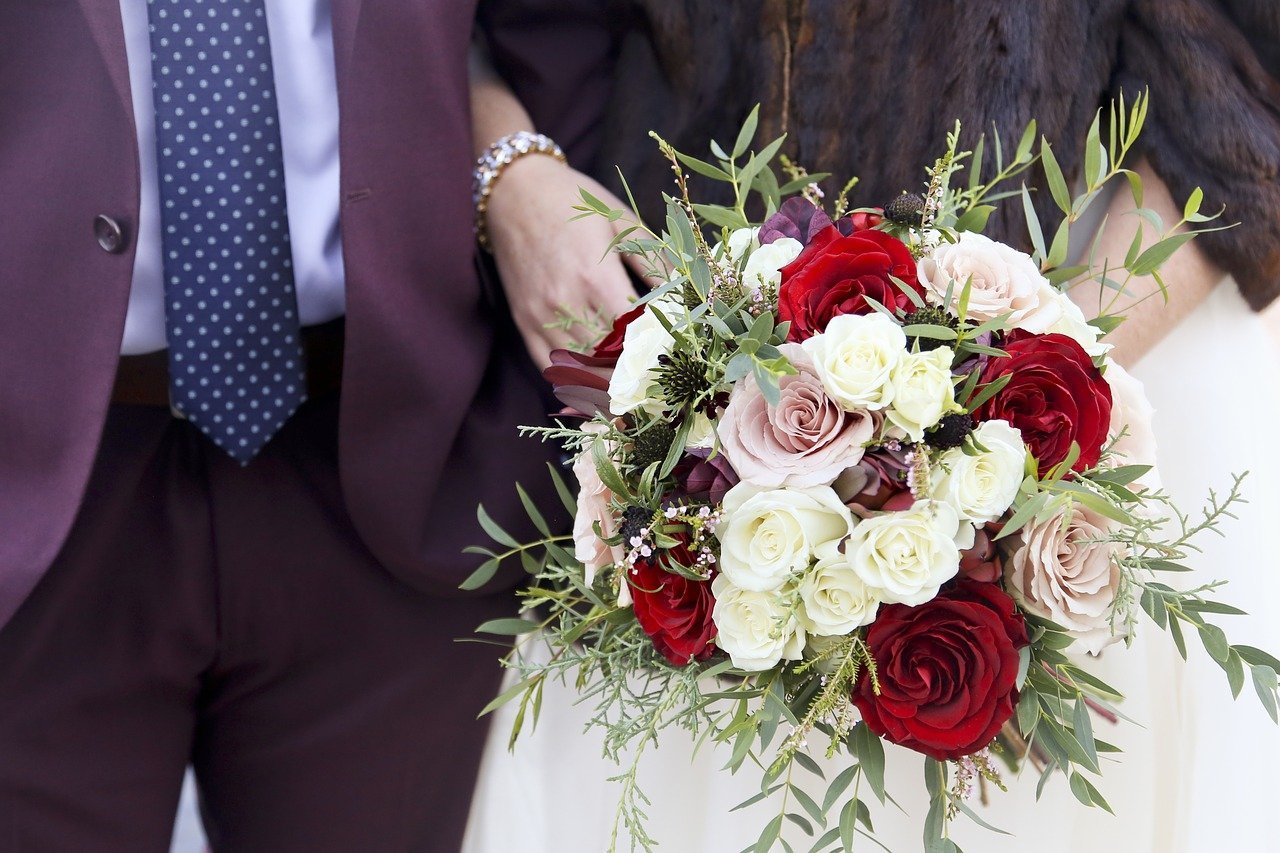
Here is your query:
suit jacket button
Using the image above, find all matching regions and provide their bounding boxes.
[94,214,126,254]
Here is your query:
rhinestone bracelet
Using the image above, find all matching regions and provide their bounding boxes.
[473,131,566,252]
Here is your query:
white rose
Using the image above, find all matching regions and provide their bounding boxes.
[801,312,905,411]
[797,541,880,637]
[717,483,856,592]
[711,575,806,671]
[1104,359,1160,491]
[918,231,1061,331]
[686,411,717,449]
[724,226,759,261]
[846,499,964,605]
[742,238,803,294]
[1045,291,1111,358]
[934,419,1027,525]
[886,347,958,442]
[607,303,676,416]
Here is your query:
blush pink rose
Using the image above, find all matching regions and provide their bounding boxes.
[571,433,625,588]
[1006,503,1123,654]
[719,343,874,488]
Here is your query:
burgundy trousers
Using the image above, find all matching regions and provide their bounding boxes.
[0,397,513,852]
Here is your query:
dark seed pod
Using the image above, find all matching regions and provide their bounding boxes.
[655,349,711,411]
[619,504,655,546]
[631,420,677,470]
[903,306,958,352]
[926,413,976,450]
[885,192,926,227]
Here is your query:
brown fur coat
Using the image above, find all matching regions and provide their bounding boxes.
[568,0,1280,309]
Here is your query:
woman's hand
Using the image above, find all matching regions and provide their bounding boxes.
[485,156,648,369]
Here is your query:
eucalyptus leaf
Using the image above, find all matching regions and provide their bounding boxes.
[694,203,751,230]
[1073,699,1097,767]
[1020,185,1047,261]
[755,813,784,853]
[785,812,815,837]
[1040,139,1071,214]
[475,617,539,636]
[477,504,520,549]
[1199,622,1231,664]
[675,149,734,182]
[460,557,501,591]
[852,723,887,804]
[792,785,826,828]
[734,105,761,159]
[1084,112,1103,186]
[1234,645,1280,672]
[1014,119,1037,163]
[822,765,860,814]
[954,204,996,233]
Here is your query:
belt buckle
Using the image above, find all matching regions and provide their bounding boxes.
[168,391,187,421]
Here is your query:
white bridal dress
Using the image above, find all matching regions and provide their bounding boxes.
[462,280,1280,853]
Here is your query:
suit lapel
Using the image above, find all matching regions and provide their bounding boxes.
[330,0,364,91]
[76,0,133,118]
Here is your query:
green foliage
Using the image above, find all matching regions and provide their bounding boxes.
[462,100,1274,853]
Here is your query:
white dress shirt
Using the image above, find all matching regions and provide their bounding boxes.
[118,0,346,355]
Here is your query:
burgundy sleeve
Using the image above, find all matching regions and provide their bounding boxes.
[475,0,621,171]
[1116,0,1280,310]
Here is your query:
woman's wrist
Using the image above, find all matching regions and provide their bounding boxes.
[473,131,566,251]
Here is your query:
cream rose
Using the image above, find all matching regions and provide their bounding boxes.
[1104,359,1159,489]
[801,312,905,411]
[797,541,880,636]
[1007,503,1124,654]
[717,483,856,592]
[918,231,1061,331]
[1046,290,1112,358]
[719,343,874,488]
[711,575,806,671]
[607,302,677,416]
[886,347,958,441]
[934,419,1027,525]
[571,437,625,590]
[845,499,964,605]
[742,238,803,294]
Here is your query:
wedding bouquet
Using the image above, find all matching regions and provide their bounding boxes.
[465,95,1280,852]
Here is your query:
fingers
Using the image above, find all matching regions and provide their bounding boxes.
[516,317,557,372]
[590,257,642,320]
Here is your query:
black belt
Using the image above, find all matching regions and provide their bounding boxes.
[112,318,345,410]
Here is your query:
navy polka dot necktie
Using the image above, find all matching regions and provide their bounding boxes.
[147,0,306,464]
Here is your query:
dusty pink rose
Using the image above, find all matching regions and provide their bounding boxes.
[1006,504,1123,654]
[719,343,874,488]
[571,434,625,587]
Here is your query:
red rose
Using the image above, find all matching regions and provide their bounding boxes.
[629,537,717,666]
[778,226,923,342]
[974,331,1113,476]
[853,580,1028,761]
[592,303,646,362]
[843,209,884,232]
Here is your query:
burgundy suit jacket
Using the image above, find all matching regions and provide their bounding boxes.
[0,0,616,628]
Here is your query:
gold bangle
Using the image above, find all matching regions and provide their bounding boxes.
[473,131,567,252]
